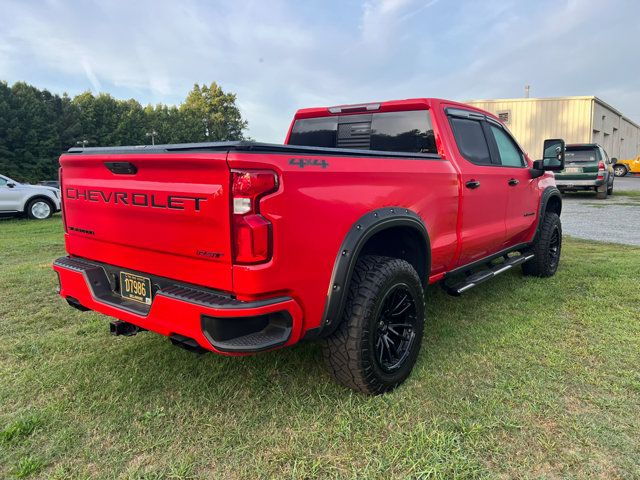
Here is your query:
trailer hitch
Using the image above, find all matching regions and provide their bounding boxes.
[109,320,144,336]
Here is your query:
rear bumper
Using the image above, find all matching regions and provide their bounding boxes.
[555,179,603,188]
[53,256,303,354]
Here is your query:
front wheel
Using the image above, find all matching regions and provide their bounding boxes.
[523,212,562,277]
[322,255,425,395]
[26,198,54,220]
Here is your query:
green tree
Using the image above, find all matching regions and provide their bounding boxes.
[0,80,249,182]
[3,82,60,181]
[179,83,247,142]
[0,82,16,177]
[143,103,185,145]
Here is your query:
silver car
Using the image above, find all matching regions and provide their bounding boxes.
[0,174,61,220]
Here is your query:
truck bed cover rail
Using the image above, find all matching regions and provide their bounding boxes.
[67,140,442,160]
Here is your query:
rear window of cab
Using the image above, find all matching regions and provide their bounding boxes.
[288,110,437,154]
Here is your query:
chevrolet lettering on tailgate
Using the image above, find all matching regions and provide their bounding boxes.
[65,187,208,211]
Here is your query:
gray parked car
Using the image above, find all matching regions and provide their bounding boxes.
[0,174,61,220]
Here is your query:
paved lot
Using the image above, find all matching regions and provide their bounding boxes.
[562,177,640,246]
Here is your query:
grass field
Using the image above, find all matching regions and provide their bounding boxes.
[1,217,639,479]
[616,190,640,198]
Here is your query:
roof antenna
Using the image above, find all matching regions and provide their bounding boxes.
[524,85,530,98]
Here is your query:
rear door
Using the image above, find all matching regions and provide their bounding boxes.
[446,109,509,265]
[60,152,233,291]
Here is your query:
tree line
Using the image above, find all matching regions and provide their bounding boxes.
[0,81,248,183]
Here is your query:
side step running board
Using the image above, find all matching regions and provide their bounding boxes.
[444,253,534,296]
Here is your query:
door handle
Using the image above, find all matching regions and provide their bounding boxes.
[465,180,481,189]
[508,178,519,186]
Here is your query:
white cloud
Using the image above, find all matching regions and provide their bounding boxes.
[360,0,439,47]
[81,57,102,92]
[0,0,638,142]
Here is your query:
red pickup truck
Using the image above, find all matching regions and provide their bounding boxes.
[53,98,565,394]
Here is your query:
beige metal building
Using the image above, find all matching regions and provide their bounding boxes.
[466,96,640,161]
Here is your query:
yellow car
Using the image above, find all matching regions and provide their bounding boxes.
[614,156,640,176]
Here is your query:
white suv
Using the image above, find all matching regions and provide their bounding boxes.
[0,174,61,220]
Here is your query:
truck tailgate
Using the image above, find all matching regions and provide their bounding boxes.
[59,152,233,291]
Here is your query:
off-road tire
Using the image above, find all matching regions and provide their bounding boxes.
[25,198,54,220]
[523,212,562,277]
[596,184,607,199]
[607,184,614,195]
[322,255,425,395]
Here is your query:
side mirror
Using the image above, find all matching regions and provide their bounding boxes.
[541,138,565,171]
[611,158,618,165]
[6,182,15,188]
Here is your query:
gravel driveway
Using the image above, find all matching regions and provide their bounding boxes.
[614,175,640,192]
[561,176,640,246]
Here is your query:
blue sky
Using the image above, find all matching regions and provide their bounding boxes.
[1,0,639,142]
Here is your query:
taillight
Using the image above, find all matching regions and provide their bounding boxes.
[598,161,605,170]
[231,170,278,264]
[59,166,67,232]
[597,161,605,180]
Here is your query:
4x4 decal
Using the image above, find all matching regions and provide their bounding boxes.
[289,157,329,169]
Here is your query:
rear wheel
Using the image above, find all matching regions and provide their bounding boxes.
[26,198,53,220]
[523,212,562,277]
[614,164,628,177]
[322,255,425,395]
[607,183,614,195]
[596,184,607,199]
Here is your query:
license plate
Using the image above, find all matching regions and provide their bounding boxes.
[120,272,152,305]
[565,167,581,174]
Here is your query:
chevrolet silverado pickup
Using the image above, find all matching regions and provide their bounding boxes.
[53,98,565,394]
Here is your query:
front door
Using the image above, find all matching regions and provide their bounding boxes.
[484,122,539,245]
[0,177,23,212]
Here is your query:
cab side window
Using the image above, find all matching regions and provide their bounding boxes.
[449,117,492,165]
[488,125,525,167]
[0,178,7,187]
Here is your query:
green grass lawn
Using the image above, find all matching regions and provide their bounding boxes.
[615,190,640,198]
[1,217,639,479]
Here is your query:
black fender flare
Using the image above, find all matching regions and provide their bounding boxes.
[316,207,430,338]
[534,186,562,239]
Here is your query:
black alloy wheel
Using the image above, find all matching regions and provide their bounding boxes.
[548,225,561,271]
[374,284,418,373]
